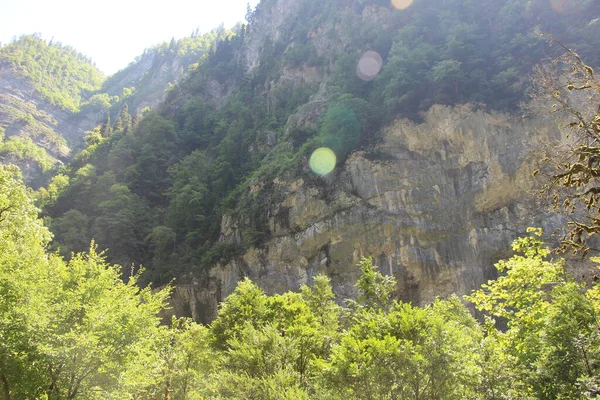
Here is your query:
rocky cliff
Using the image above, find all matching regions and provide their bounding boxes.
[41,0,600,323]
[168,104,569,323]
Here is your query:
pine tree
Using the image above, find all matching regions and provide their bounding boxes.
[113,104,132,133]
[100,113,112,138]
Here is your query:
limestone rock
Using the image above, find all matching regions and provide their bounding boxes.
[171,104,574,323]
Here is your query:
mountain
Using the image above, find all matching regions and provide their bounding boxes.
[0,31,231,186]
[43,0,600,322]
[0,35,104,185]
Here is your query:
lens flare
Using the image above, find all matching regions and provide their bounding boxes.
[391,0,413,10]
[309,147,337,176]
[549,0,564,13]
[356,51,383,82]
[549,0,581,14]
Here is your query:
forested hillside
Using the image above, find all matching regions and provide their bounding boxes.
[45,0,600,287]
[0,34,104,112]
[0,35,104,184]
[4,0,600,397]
[0,30,231,186]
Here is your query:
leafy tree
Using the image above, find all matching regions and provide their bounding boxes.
[300,275,342,357]
[430,59,465,102]
[353,256,396,312]
[35,173,69,208]
[466,228,600,398]
[49,209,90,257]
[113,103,132,134]
[91,183,150,266]
[320,257,481,400]
[100,114,112,138]
[153,318,218,400]
[0,165,171,398]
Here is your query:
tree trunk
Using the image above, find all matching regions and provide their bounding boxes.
[1,374,11,400]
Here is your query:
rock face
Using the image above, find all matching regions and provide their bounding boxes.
[169,104,568,323]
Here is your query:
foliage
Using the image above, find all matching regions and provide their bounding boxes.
[466,228,600,398]
[0,165,170,399]
[0,35,104,112]
[0,136,56,172]
[317,103,361,161]
[3,171,600,400]
[533,38,600,256]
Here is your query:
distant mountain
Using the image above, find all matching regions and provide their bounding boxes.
[0,35,104,185]
[0,31,229,186]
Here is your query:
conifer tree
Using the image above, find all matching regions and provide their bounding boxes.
[100,113,112,138]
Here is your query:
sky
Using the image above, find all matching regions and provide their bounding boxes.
[0,0,260,75]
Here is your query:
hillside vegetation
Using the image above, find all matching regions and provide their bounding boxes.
[0,34,104,112]
[0,35,105,182]
[44,0,600,286]
[0,29,229,185]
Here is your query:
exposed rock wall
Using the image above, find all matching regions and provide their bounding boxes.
[169,104,569,323]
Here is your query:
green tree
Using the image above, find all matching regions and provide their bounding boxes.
[0,165,171,399]
[113,103,132,134]
[316,257,481,400]
[100,114,112,138]
[466,228,600,398]
[49,209,90,257]
[353,256,396,312]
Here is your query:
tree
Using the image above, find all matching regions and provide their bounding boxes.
[113,104,132,134]
[0,165,52,399]
[466,228,600,398]
[49,209,90,257]
[152,318,218,400]
[245,2,255,24]
[0,165,171,399]
[208,278,325,398]
[100,113,112,138]
[353,256,396,312]
[533,37,600,256]
[317,257,482,400]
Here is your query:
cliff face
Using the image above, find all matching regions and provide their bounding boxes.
[40,0,600,322]
[169,105,566,323]
[101,48,186,113]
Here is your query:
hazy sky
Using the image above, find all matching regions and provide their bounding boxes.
[0,0,260,75]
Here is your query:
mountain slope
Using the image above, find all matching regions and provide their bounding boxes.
[0,35,105,184]
[45,0,600,320]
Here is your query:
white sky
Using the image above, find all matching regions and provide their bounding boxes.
[0,0,260,75]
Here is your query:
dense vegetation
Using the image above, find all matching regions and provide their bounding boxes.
[43,0,600,285]
[0,34,104,112]
[2,166,599,398]
[0,35,105,180]
[3,1,600,398]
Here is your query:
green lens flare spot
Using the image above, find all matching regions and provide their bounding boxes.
[309,147,336,176]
